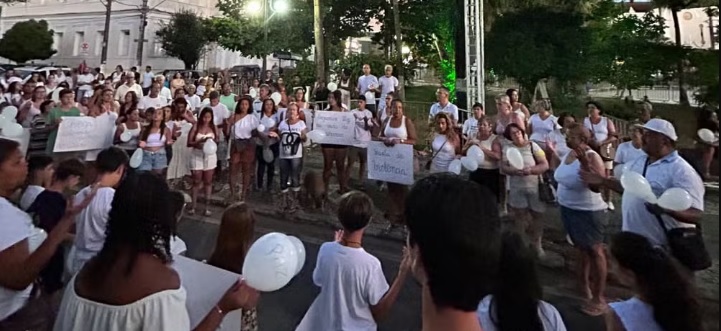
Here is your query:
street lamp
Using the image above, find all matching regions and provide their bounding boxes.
[247,0,289,73]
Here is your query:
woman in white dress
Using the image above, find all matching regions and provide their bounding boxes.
[166,98,196,184]
[114,109,142,156]
[429,112,460,173]
[53,172,260,331]
[187,107,218,216]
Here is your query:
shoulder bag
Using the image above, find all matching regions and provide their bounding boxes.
[643,157,712,271]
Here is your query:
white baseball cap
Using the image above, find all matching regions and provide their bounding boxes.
[637,118,678,141]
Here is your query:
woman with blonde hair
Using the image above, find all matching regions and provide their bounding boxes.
[208,202,259,331]
[429,112,460,173]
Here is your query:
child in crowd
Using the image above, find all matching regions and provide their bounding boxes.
[296,191,411,331]
[27,158,88,294]
[19,155,54,211]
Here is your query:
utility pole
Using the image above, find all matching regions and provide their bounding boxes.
[100,0,112,74]
[262,0,269,73]
[135,0,149,67]
[391,0,404,100]
[313,0,325,82]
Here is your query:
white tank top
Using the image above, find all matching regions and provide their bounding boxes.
[609,297,663,331]
[117,123,141,149]
[430,134,456,173]
[529,113,558,143]
[584,117,609,142]
[553,150,607,211]
[475,134,498,170]
[145,131,166,147]
[384,116,408,140]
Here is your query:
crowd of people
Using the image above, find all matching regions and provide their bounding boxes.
[0,61,716,331]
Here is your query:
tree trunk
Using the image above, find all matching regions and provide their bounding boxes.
[671,8,690,106]
[313,0,326,83]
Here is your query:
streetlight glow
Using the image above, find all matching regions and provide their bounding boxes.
[272,0,289,14]
[246,1,262,14]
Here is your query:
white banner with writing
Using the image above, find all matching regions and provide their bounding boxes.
[311,111,357,146]
[54,115,116,152]
[367,141,415,185]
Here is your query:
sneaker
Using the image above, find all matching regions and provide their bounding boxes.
[607,201,615,211]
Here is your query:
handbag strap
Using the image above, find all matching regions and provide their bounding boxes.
[429,135,449,162]
[642,157,670,233]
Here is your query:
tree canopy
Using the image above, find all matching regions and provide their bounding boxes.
[0,19,56,64]
[155,9,211,69]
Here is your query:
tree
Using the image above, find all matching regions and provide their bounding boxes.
[587,9,678,94]
[485,7,592,94]
[209,0,382,61]
[687,49,719,108]
[0,19,55,63]
[155,10,211,70]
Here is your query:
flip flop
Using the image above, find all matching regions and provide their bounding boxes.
[581,302,609,317]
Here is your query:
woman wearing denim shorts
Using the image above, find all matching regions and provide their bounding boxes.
[138,107,173,175]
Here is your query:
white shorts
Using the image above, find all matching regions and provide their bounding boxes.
[190,149,217,171]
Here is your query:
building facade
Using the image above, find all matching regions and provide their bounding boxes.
[627,6,719,50]
[0,0,268,72]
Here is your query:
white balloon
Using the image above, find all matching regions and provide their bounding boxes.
[242,232,298,292]
[1,123,23,137]
[257,124,266,133]
[327,82,338,92]
[621,170,656,203]
[287,236,306,276]
[460,156,478,171]
[657,188,693,211]
[270,92,282,105]
[698,128,715,143]
[448,159,462,175]
[506,148,524,170]
[203,139,218,155]
[1,106,18,120]
[249,89,258,99]
[364,91,375,103]
[467,145,485,164]
[613,163,627,180]
[120,131,132,142]
[129,148,143,168]
[51,88,64,103]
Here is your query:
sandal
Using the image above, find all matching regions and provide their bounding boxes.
[581,302,609,317]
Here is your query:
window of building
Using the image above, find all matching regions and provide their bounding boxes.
[53,32,64,55]
[153,38,165,56]
[72,31,85,56]
[119,30,130,56]
[95,31,104,56]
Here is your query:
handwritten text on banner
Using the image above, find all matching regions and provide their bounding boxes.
[311,111,357,146]
[367,141,415,185]
[54,115,116,152]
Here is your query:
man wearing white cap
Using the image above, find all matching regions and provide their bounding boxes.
[580,119,704,257]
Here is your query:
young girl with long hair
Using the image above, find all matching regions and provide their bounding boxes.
[228,96,260,201]
[138,107,173,175]
[321,90,350,194]
[606,232,702,331]
[256,98,280,192]
[187,107,218,215]
[208,203,259,331]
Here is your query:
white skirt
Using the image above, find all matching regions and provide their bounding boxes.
[189,148,217,171]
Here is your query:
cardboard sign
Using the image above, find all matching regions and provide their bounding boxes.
[312,111,357,146]
[367,141,415,185]
[172,255,243,331]
[54,114,115,152]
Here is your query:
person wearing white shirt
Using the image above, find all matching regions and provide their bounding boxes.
[357,64,379,115]
[19,155,54,211]
[185,85,202,113]
[428,87,459,126]
[69,147,128,275]
[477,232,567,331]
[228,96,259,201]
[114,75,143,102]
[76,68,95,100]
[142,66,155,96]
[0,139,81,329]
[614,126,646,167]
[462,103,485,140]
[207,92,231,173]
[378,65,399,113]
[528,100,559,150]
[252,85,270,118]
[156,76,173,103]
[296,192,410,331]
[346,96,377,189]
[581,119,705,256]
[546,113,576,170]
[138,83,168,111]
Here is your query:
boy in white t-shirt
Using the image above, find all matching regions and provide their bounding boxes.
[296,191,411,331]
[346,96,377,189]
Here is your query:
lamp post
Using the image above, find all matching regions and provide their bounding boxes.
[247,0,289,73]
